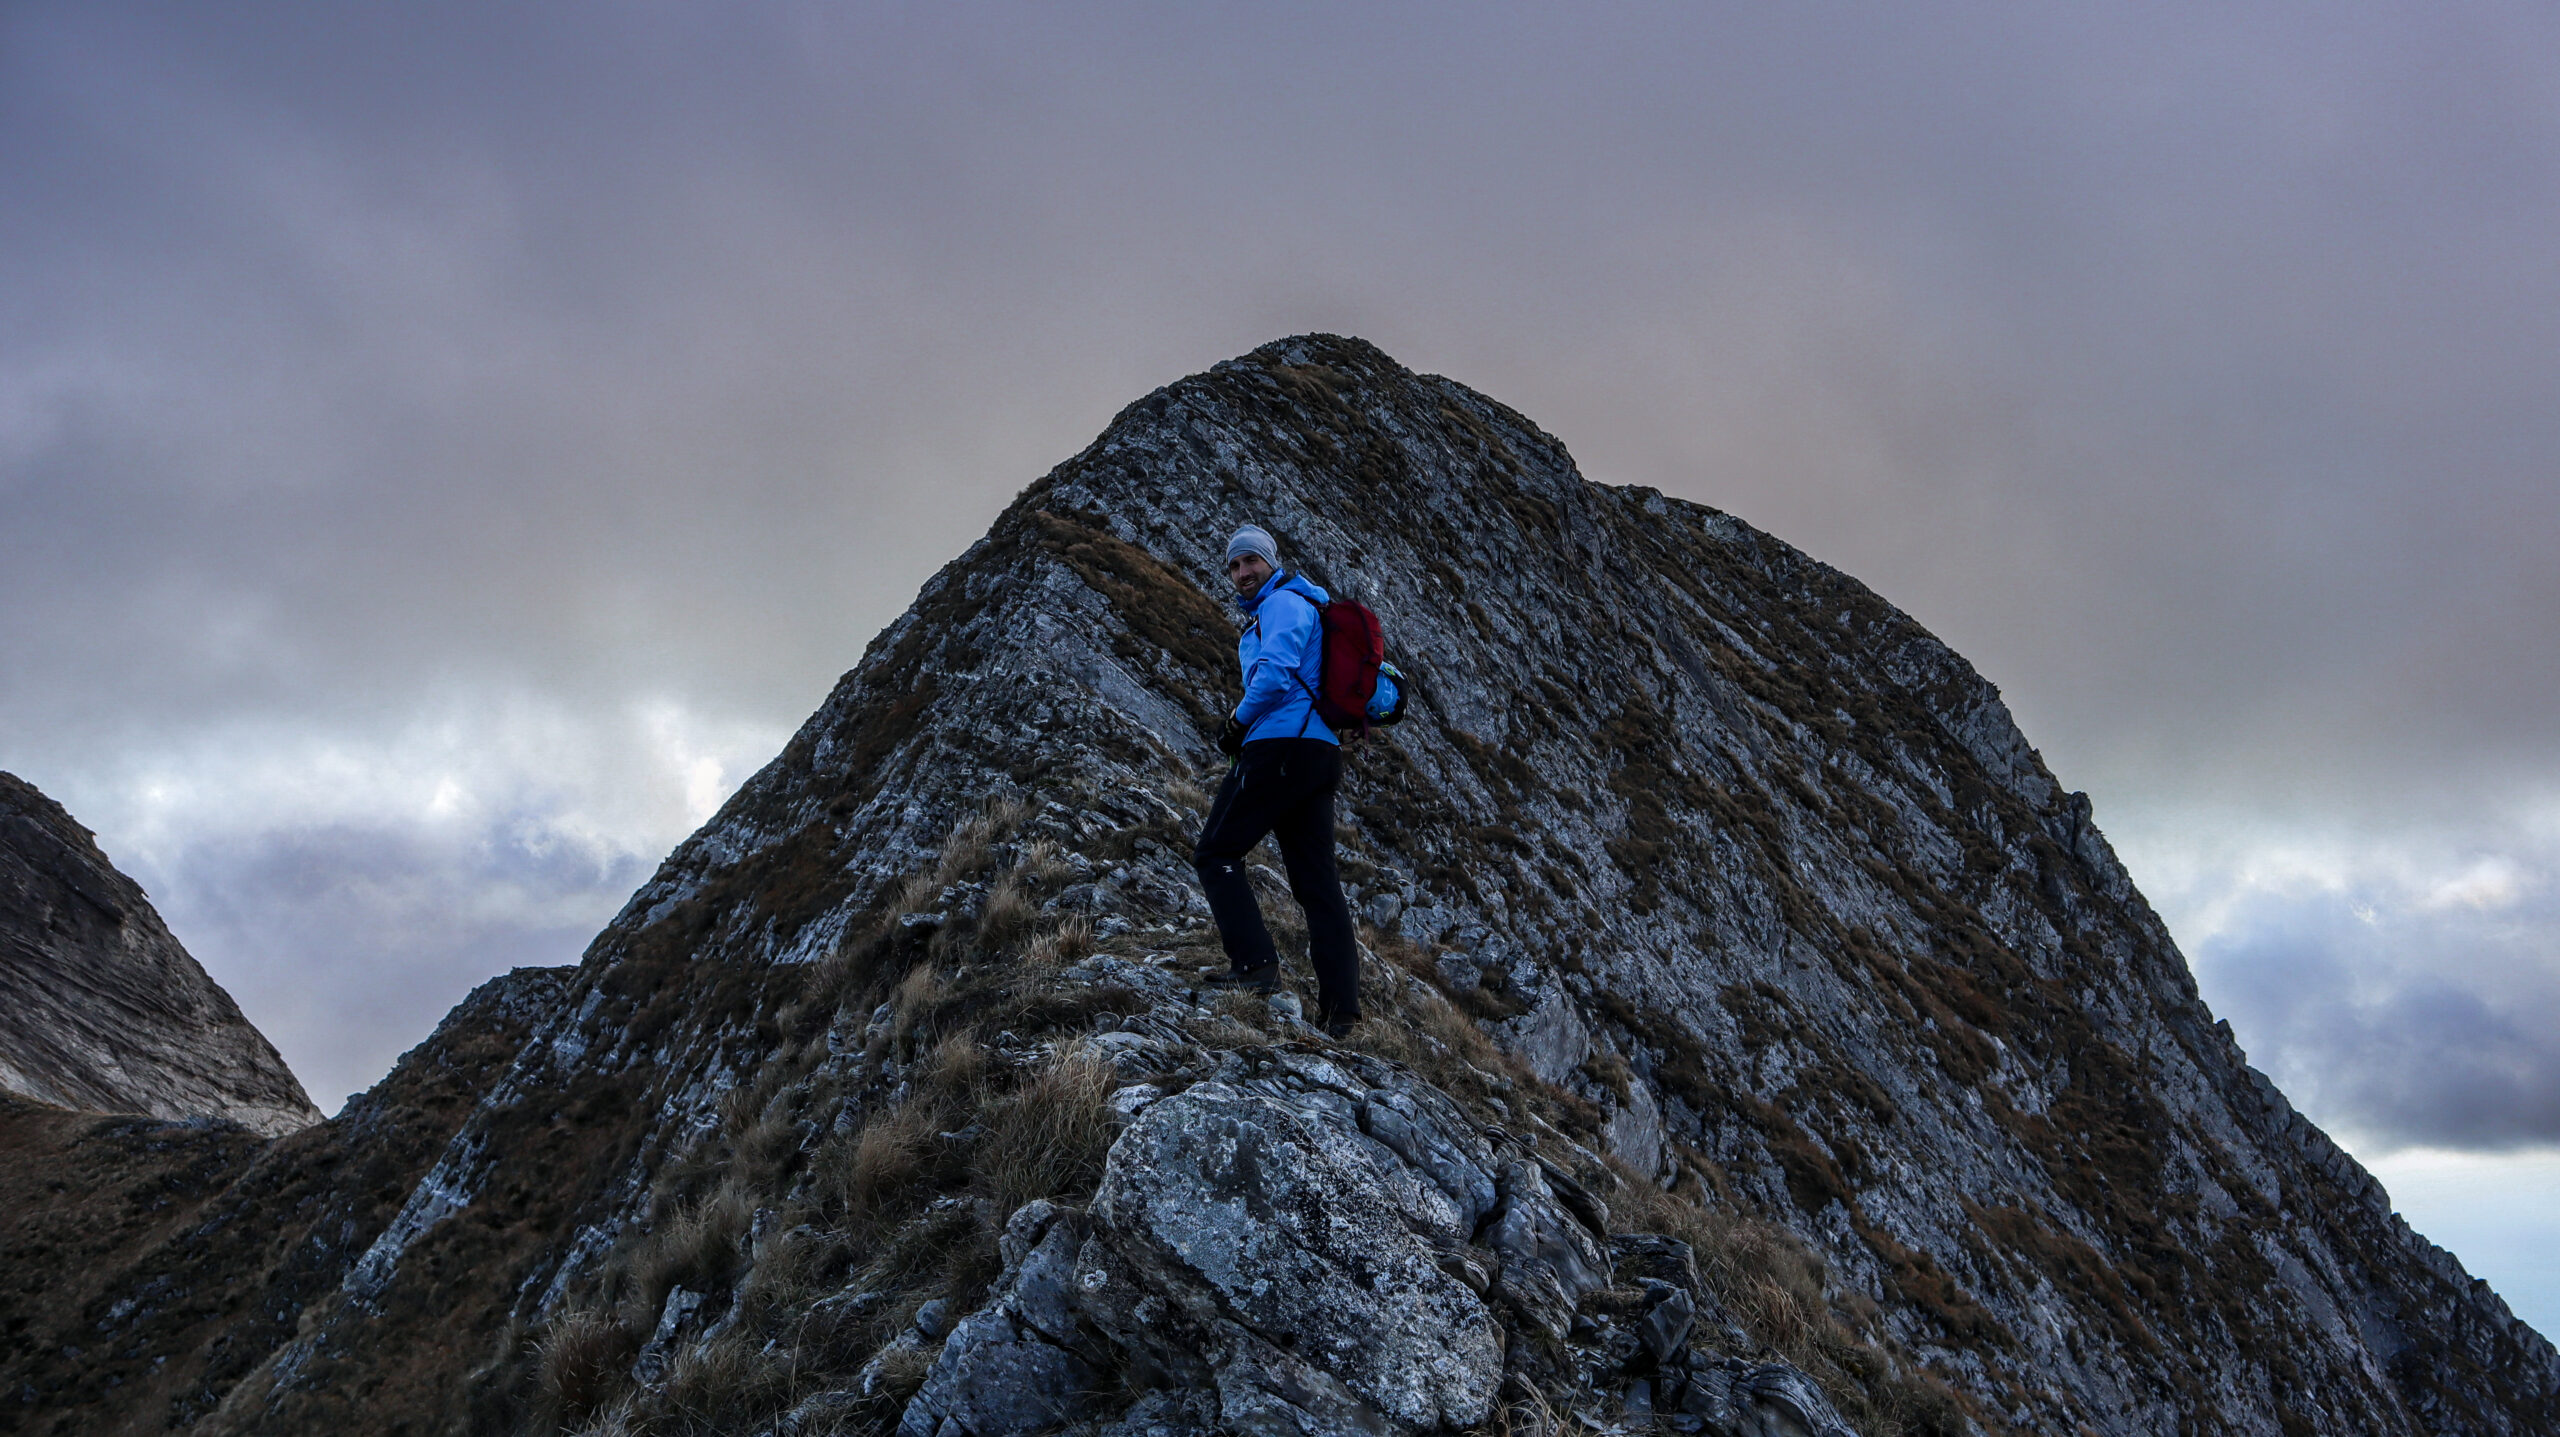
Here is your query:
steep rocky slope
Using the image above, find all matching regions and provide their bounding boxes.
[9,336,2552,1437]
[0,772,319,1137]
[0,967,566,1427]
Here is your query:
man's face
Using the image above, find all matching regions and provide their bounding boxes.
[1226,552,1274,597]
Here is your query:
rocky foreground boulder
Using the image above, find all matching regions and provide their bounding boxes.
[891,1013,1861,1437]
[5,335,2553,1436]
[0,771,318,1137]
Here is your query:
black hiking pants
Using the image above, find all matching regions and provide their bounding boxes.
[1193,738,1359,1019]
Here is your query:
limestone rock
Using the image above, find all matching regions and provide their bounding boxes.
[903,1051,1530,1436]
[1676,1358,1861,1437]
[0,771,318,1135]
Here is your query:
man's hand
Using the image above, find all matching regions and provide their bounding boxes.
[1217,716,1248,757]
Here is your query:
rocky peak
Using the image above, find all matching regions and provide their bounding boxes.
[0,771,319,1137]
[6,336,2552,1436]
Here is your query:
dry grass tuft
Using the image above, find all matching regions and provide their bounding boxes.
[862,1203,992,1307]
[627,1183,755,1323]
[662,1328,800,1429]
[1492,1377,1609,1437]
[821,1101,939,1235]
[718,1075,775,1133]
[857,1341,938,1420]
[1051,912,1095,960]
[1013,838,1073,890]
[534,1309,640,1433]
[1022,913,1095,967]
[891,871,941,918]
[920,1031,989,1100]
[980,877,1037,951]
[1603,1158,1822,1343]
[1338,950,1560,1131]
[561,1396,646,1437]
[885,964,941,1049]
[934,797,1031,886]
[808,918,896,1015]
[811,1010,1018,1250]
[1207,990,1274,1029]
[1870,1367,1975,1437]
[735,1221,851,1334]
[1182,1011,1274,1052]
[972,1048,1121,1215]
[739,1104,803,1177]
[1405,980,1512,1070]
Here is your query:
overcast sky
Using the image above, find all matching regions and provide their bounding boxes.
[4,2,2555,1332]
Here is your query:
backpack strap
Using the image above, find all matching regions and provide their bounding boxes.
[1283,583,1325,738]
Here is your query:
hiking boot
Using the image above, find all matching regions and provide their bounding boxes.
[1204,962,1280,994]
[1318,1009,1361,1040]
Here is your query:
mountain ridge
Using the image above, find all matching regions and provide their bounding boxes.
[3,333,2549,1436]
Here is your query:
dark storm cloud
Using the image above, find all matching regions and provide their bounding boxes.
[4,1,2559,1157]
[2178,834,2560,1150]
[137,813,653,1112]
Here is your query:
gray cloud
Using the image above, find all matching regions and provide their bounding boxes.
[2162,827,2560,1150]
[4,0,2559,1175]
[68,693,768,1110]
[144,816,648,1113]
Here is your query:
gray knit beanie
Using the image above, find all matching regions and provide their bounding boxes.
[1224,524,1280,568]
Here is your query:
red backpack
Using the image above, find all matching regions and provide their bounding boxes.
[1288,590,1409,736]
[1309,598,1386,734]
[1268,572,1411,737]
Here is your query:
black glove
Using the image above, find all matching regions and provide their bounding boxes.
[1217,716,1248,757]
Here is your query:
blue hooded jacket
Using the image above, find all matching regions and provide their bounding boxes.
[1233,570,1337,746]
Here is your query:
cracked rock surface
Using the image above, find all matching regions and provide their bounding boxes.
[904,1050,1522,1437]
[897,1043,1865,1437]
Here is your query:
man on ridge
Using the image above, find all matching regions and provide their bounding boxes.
[1194,523,1361,1038]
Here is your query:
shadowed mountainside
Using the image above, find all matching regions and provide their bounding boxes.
[6,336,2552,1437]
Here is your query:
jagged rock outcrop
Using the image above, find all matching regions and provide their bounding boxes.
[0,771,319,1136]
[902,1053,1513,1437]
[892,1028,1860,1437]
[6,336,2552,1437]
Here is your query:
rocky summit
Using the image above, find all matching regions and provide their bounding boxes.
[6,335,2554,1437]
[0,771,318,1138]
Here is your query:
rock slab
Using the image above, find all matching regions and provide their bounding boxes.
[903,1049,1625,1437]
